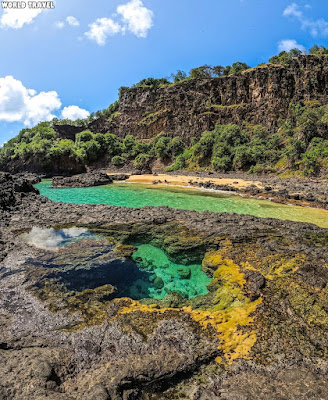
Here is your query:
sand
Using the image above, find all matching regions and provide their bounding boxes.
[124,174,263,190]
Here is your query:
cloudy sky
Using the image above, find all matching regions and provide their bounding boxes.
[0,0,328,144]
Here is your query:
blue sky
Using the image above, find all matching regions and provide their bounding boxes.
[0,0,328,144]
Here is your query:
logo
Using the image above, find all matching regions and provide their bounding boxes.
[1,1,55,9]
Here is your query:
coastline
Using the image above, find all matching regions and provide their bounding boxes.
[108,171,328,210]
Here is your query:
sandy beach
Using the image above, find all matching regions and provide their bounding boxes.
[124,174,263,190]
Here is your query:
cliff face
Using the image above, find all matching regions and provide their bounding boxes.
[87,55,328,143]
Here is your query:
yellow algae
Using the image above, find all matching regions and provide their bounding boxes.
[280,281,328,327]
[206,252,246,287]
[266,255,306,280]
[115,250,262,364]
[213,240,307,281]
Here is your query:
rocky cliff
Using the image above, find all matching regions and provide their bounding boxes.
[84,55,328,143]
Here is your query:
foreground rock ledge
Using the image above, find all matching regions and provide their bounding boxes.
[0,173,328,400]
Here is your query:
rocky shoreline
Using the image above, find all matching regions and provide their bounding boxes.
[0,172,328,399]
[166,170,328,209]
[37,168,328,209]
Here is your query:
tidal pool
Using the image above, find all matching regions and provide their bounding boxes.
[36,180,328,228]
[131,244,211,300]
[23,227,210,301]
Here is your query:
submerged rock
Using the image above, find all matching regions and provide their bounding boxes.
[153,276,164,289]
[177,267,191,279]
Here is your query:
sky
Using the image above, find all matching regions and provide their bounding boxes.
[0,0,328,144]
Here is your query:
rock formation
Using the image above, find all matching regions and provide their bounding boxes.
[86,55,328,143]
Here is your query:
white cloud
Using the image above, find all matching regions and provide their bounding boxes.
[66,16,80,27]
[85,17,122,45]
[283,3,328,37]
[0,8,44,29]
[0,76,61,126]
[0,76,90,127]
[55,16,80,29]
[61,105,90,120]
[22,227,89,250]
[283,3,303,19]
[278,39,306,53]
[55,21,65,29]
[117,0,153,38]
[25,91,62,126]
[85,0,154,45]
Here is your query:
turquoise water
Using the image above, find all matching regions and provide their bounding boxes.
[23,225,210,300]
[36,180,328,228]
[131,244,211,300]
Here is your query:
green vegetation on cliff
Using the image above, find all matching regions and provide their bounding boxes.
[1,46,328,176]
[1,100,327,176]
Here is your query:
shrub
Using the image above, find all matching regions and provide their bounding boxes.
[112,155,126,167]
[134,153,152,170]
[212,155,232,172]
[154,137,172,159]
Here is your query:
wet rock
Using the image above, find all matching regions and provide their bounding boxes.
[51,172,113,188]
[108,174,130,181]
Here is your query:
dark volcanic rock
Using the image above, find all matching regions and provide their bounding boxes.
[0,172,39,211]
[88,55,328,143]
[107,173,130,181]
[1,173,328,399]
[51,172,113,188]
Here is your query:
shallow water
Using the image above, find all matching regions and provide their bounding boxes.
[23,227,209,300]
[36,180,328,228]
[132,244,211,299]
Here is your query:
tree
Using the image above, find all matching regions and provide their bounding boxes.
[134,153,152,170]
[229,62,250,74]
[171,70,187,83]
[154,137,172,159]
[309,45,328,56]
[285,139,305,168]
[212,66,225,76]
[269,48,303,66]
[132,77,170,88]
[223,65,231,75]
[122,135,138,157]
[104,133,122,156]
[112,155,126,167]
[76,130,94,144]
[189,65,213,79]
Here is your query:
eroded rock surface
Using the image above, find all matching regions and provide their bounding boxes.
[0,173,328,399]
